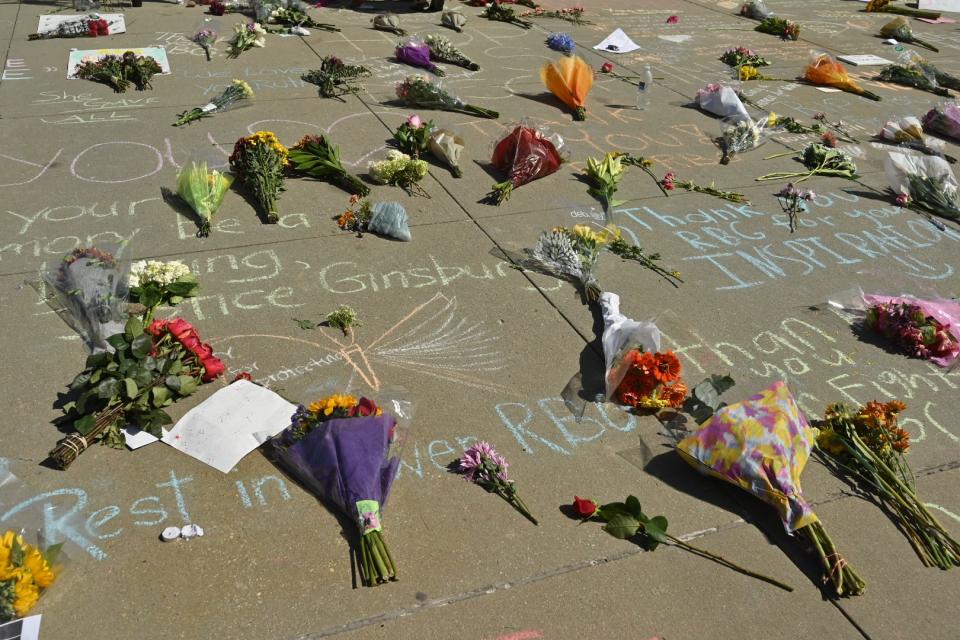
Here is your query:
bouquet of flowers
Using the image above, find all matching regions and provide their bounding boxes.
[541,55,594,120]
[424,34,479,71]
[584,151,625,212]
[865,0,941,19]
[899,50,960,93]
[876,63,948,97]
[396,75,499,119]
[229,131,288,223]
[394,113,436,159]
[263,2,338,32]
[288,134,369,196]
[546,32,575,54]
[482,1,533,29]
[193,20,219,61]
[73,51,162,93]
[719,46,770,68]
[441,8,467,32]
[520,6,590,25]
[270,393,410,586]
[173,79,253,126]
[612,345,687,411]
[396,38,444,76]
[372,12,405,36]
[458,442,537,524]
[128,260,198,322]
[41,246,129,353]
[522,225,606,302]
[755,16,799,40]
[209,0,252,16]
[368,150,429,196]
[694,83,750,121]
[487,123,565,204]
[302,57,370,99]
[0,529,62,621]
[570,492,792,590]
[227,21,266,59]
[877,116,955,163]
[337,197,411,241]
[51,316,224,468]
[879,16,937,52]
[776,183,815,232]
[661,171,749,203]
[428,128,464,178]
[28,14,112,40]
[717,116,769,165]
[177,154,234,237]
[739,0,771,20]
[757,143,858,182]
[737,65,783,82]
[677,381,865,597]
[816,402,960,568]
[885,151,960,220]
[923,102,960,142]
[806,53,881,101]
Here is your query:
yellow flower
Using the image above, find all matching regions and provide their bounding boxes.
[232,79,254,97]
[308,393,357,416]
[22,547,55,589]
[571,224,608,247]
[767,112,778,126]
[739,65,760,81]
[12,577,39,617]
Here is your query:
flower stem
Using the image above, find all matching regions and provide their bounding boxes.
[667,534,794,592]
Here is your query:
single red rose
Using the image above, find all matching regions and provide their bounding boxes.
[200,356,225,381]
[572,496,597,518]
[600,62,614,73]
[233,372,253,382]
[666,15,679,24]
[349,396,380,417]
[147,319,168,336]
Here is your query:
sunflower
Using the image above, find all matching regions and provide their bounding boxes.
[309,393,358,417]
[12,577,39,617]
[652,351,682,383]
[22,547,55,589]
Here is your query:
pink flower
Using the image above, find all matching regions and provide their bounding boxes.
[666,15,679,24]
[896,192,910,207]
[407,114,423,129]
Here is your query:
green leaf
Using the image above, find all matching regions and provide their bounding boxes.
[625,495,643,519]
[130,333,153,360]
[74,414,97,436]
[95,378,121,400]
[43,542,63,566]
[84,352,111,370]
[123,378,138,400]
[596,502,633,521]
[165,359,182,375]
[125,316,144,340]
[166,280,198,297]
[151,385,171,407]
[178,375,198,396]
[165,375,181,392]
[709,374,736,396]
[293,317,317,330]
[603,513,640,540]
[135,368,153,388]
[69,371,92,391]
[137,283,162,309]
[106,333,129,350]
[642,515,669,546]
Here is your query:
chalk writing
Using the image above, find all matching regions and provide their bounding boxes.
[2,58,32,81]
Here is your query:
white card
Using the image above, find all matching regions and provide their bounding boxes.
[837,54,893,66]
[919,0,960,13]
[0,615,42,640]
[162,381,296,473]
[38,13,126,34]
[658,34,691,43]
[594,28,641,54]
[123,426,161,450]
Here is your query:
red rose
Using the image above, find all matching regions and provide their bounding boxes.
[666,15,679,24]
[233,372,253,382]
[600,62,614,73]
[573,496,597,518]
[147,319,169,336]
[200,356,225,381]
[349,397,380,417]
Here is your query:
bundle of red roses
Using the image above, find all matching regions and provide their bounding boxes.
[147,318,225,381]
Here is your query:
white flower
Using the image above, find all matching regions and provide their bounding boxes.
[129,259,191,287]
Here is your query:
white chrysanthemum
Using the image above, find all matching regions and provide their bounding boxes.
[532,230,583,278]
[129,259,191,287]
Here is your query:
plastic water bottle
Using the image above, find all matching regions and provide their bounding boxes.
[637,65,653,110]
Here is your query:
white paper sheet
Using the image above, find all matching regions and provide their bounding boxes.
[162,381,296,473]
[0,615,42,640]
[658,34,691,43]
[594,28,640,54]
[837,54,893,66]
[38,13,126,34]
[123,426,161,450]
[919,0,960,13]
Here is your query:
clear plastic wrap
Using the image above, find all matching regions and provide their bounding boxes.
[176,148,234,237]
[428,128,465,178]
[0,470,72,621]
[878,115,954,163]
[922,101,960,143]
[739,0,772,20]
[368,202,411,242]
[521,224,605,302]
[828,284,960,369]
[885,151,960,220]
[716,115,771,165]
[694,83,750,121]
[599,292,661,400]
[39,244,130,353]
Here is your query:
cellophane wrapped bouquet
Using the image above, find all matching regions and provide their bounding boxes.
[487,122,566,204]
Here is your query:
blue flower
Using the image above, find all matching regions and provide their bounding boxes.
[546,32,575,54]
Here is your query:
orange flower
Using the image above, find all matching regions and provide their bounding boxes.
[540,55,594,121]
[337,210,355,229]
[804,54,881,101]
[652,351,682,383]
[663,380,688,409]
[891,427,910,453]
